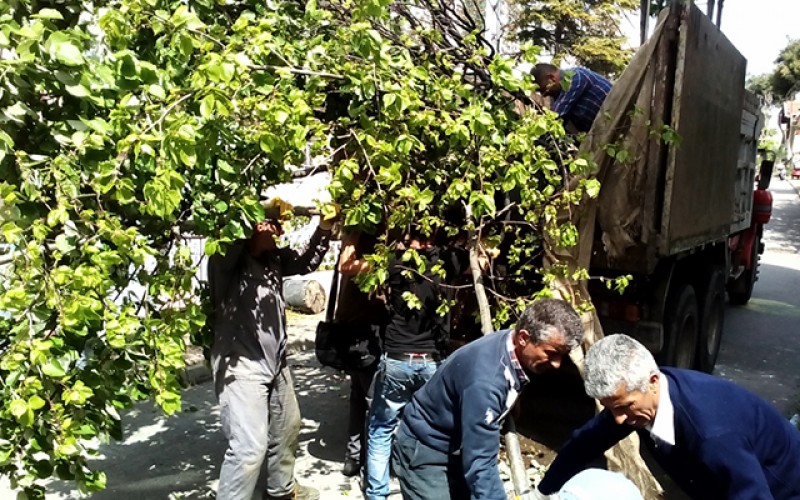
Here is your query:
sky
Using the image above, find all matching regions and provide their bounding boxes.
[621,0,800,77]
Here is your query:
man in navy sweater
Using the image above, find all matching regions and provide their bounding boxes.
[536,334,800,499]
[392,299,584,499]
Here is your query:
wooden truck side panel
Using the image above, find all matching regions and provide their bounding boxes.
[661,4,747,256]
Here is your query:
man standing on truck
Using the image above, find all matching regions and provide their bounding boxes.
[532,63,612,134]
[390,299,584,499]
[534,334,800,499]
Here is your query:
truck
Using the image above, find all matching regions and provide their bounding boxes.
[585,0,773,372]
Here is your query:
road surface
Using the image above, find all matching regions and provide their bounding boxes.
[715,177,800,416]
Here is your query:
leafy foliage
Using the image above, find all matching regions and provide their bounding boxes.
[0,0,601,495]
[747,39,800,102]
[507,0,639,76]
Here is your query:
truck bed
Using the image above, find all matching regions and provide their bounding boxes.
[588,2,761,275]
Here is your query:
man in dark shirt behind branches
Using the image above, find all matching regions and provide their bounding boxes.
[364,224,469,500]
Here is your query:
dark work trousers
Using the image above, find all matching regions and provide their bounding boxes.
[391,422,469,500]
[345,367,376,463]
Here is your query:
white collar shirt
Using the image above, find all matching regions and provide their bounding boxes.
[646,372,675,446]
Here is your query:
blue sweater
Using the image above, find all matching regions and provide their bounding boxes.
[539,368,800,499]
[401,330,526,499]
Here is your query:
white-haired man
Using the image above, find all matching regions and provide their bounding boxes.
[535,334,800,499]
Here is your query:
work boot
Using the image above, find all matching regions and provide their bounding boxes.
[264,484,320,500]
[342,457,361,477]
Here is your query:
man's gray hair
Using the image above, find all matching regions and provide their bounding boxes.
[584,334,659,400]
[516,298,583,349]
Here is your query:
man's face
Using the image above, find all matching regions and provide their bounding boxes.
[599,374,660,428]
[541,72,561,97]
[515,329,571,375]
[251,220,283,253]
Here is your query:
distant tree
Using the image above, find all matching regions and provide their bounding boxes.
[747,73,773,98]
[769,39,800,101]
[507,0,639,77]
[747,39,800,102]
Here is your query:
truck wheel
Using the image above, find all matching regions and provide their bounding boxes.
[659,283,699,368]
[728,233,759,305]
[696,268,725,373]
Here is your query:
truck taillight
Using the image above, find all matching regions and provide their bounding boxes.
[752,189,773,224]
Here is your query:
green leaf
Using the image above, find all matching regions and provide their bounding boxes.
[199,95,215,118]
[204,239,220,256]
[274,110,289,125]
[55,234,74,254]
[46,32,84,66]
[41,360,67,378]
[9,400,27,419]
[584,179,601,198]
[401,291,422,310]
[147,84,166,100]
[34,8,64,20]
[3,102,31,123]
[65,84,91,97]
[27,395,46,411]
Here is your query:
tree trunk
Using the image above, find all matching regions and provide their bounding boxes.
[283,278,326,314]
[465,204,530,497]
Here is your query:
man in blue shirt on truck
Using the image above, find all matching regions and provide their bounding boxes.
[532,63,612,134]
[391,298,584,499]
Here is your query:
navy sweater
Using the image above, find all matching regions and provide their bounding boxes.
[539,368,800,499]
[401,330,526,499]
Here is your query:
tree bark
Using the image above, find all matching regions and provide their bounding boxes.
[284,278,326,314]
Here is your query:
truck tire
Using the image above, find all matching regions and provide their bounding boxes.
[728,233,760,305]
[659,283,699,368]
[696,268,725,372]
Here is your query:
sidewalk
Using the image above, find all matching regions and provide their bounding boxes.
[0,310,402,499]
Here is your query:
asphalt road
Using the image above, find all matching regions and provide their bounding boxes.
[714,177,800,417]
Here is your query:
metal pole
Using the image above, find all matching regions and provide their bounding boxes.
[716,0,724,28]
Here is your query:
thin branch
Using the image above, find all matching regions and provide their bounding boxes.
[141,93,194,136]
[249,64,344,80]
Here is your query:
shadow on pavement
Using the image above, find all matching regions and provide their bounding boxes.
[47,383,224,499]
[44,350,359,499]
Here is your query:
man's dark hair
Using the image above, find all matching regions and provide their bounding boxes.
[517,298,583,348]
[532,63,559,88]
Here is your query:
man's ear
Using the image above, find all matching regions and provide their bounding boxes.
[648,372,660,391]
[516,329,531,346]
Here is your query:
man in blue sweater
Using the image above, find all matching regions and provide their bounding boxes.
[392,299,584,499]
[535,334,800,499]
